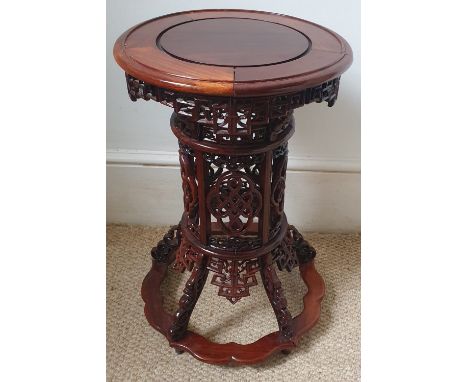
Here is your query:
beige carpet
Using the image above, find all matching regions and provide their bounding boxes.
[107,224,360,381]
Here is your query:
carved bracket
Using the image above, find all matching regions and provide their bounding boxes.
[150,225,181,263]
[172,238,202,273]
[273,225,317,272]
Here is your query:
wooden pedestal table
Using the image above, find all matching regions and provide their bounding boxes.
[113,9,352,365]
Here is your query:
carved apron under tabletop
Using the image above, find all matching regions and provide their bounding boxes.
[114,9,352,365]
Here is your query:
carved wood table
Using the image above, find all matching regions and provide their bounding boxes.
[114,9,352,365]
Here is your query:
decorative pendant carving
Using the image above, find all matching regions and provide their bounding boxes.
[207,257,260,304]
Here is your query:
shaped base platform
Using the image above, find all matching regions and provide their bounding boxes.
[141,256,325,365]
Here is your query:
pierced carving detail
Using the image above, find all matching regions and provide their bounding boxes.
[169,260,209,340]
[289,225,317,265]
[178,146,199,236]
[273,225,317,272]
[272,142,289,159]
[260,263,293,340]
[204,152,264,185]
[126,73,340,140]
[172,113,294,145]
[150,225,181,263]
[211,98,270,136]
[208,235,262,251]
[207,257,260,304]
[269,111,293,141]
[270,143,288,238]
[178,141,195,157]
[207,171,262,236]
[172,238,202,273]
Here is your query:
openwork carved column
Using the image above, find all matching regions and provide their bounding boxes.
[131,71,334,360]
[163,89,318,333]
[128,70,335,363]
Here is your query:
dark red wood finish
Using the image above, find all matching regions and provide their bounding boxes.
[113,9,352,365]
[114,9,352,96]
[158,18,310,67]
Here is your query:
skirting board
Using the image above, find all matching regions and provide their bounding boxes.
[106,148,361,173]
[107,163,361,232]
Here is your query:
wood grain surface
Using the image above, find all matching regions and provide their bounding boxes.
[113,9,352,96]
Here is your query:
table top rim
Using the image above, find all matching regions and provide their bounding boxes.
[113,9,353,97]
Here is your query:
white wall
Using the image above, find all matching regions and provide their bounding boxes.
[107,1,360,232]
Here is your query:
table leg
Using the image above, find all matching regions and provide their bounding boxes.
[169,258,209,341]
[260,260,293,341]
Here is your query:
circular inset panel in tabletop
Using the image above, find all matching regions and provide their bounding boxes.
[158,18,311,67]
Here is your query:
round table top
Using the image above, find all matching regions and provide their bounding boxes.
[114,10,352,97]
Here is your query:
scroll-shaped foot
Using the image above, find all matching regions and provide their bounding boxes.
[260,262,293,341]
[150,225,181,264]
[273,225,317,271]
[169,259,209,341]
